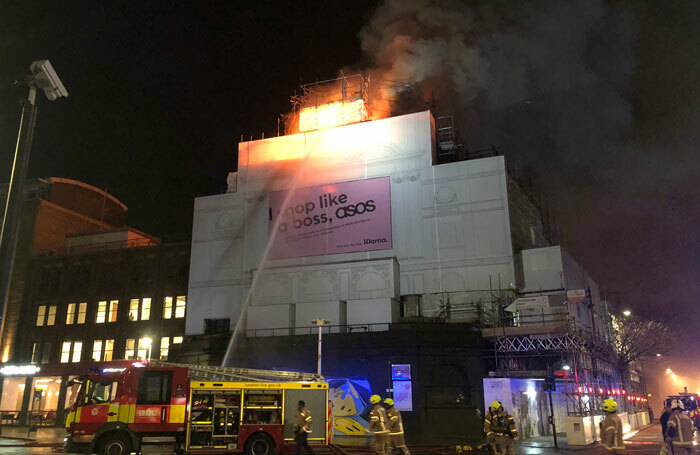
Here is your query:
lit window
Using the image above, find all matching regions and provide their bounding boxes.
[46,305,57,326]
[96,301,107,324]
[66,303,76,325]
[129,299,139,321]
[60,341,72,363]
[42,342,51,364]
[175,296,186,318]
[125,338,135,360]
[160,337,169,360]
[108,300,118,322]
[163,297,173,319]
[103,340,114,361]
[36,306,46,326]
[173,336,183,344]
[140,298,151,321]
[77,302,87,324]
[31,343,40,364]
[137,338,152,360]
[72,341,82,363]
[92,340,103,362]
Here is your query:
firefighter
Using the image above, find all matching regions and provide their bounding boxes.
[599,398,624,454]
[483,401,517,455]
[383,397,411,455]
[294,400,314,455]
[367,394,390,455]
[667,399,694,455]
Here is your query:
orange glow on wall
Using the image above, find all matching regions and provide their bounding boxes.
[298,99,368,132]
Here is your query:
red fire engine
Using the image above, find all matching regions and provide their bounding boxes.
[64,362,331,455]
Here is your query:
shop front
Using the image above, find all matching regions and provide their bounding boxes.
[0,360,134,427]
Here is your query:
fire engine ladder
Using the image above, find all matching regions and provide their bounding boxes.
[151,361,324,383]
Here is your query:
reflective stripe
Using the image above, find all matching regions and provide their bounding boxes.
[484,420,491,424]
[305,416,312,421]
[389,432,404,436]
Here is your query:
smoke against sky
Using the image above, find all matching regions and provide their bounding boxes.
[0,1,697,332]
[359,0,700,326]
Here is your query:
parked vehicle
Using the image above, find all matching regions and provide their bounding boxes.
[64,362,331,455]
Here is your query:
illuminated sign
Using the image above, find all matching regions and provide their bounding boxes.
[391,364,411,381]
[0,365,41,375]
[392,381,413,412]
[268,177,392,259]
[102,368,126,373]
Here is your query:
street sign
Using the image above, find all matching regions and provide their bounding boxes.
[505,296,549,312]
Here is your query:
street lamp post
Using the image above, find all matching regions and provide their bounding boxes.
[0,61,67,361]
[312,319,330,376]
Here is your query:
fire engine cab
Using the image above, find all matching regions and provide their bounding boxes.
[64,362,331,455]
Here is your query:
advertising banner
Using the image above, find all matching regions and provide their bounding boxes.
[268,177,392,259]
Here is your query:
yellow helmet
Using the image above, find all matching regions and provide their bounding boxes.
[603,398,617,412]
[383,398,394,406]
[370,394,382,404]
[491,401,502,410]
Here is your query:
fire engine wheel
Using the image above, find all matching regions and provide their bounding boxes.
[245,434,275,455]
[97,432,133,455]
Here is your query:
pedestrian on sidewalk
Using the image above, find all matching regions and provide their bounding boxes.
[667,399,693,455]
[660,405,670,438]
[484,401,517,455]
[600,399,624,454]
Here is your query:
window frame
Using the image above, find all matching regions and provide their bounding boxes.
[140,298,151,321]
[36,305,46,327]
[108,300,118,322]
[175,296,186,318]
[96,301,107,324]
[163,297,173,320]
[77,302,87,324]
[66,303,76,325]
[136,370,172,405]
[103,339,114,361]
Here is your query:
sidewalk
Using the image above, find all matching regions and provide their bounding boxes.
[0,425,65,445]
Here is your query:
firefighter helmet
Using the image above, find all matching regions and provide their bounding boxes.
[491,401,502,410]
[383,398,394,406]
[603,398,618,413]
[670,399,685,410]
[370,394,382,404]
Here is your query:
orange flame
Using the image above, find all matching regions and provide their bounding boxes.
[298,99,368,132]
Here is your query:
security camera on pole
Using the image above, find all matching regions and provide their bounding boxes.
[0,60,68,360]
[312,319,330,376]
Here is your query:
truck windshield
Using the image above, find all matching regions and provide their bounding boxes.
[86,380,118,405]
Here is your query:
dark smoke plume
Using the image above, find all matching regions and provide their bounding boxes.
[358,0,700,329]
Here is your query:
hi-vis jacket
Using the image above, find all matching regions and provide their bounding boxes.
[600,413,624,451]
[667,412,693,448]
[369,404,389,434]
[386,407,405,435]
[484,410,517,437]
[295,408,312,433]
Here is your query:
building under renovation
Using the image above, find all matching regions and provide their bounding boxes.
[183,75,642,443]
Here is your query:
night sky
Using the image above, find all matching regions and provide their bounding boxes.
[1,1,698,336]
